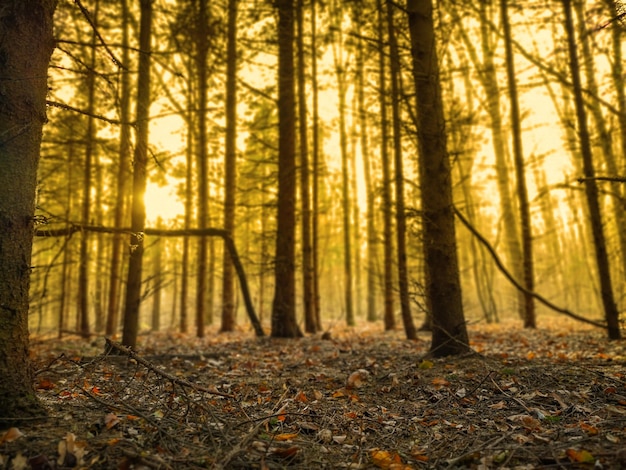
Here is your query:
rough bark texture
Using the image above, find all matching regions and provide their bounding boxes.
[407,0,469,356]
[0,0,56,422]
[271,0,300,338]
[121,0,152,349]
[562,0,621,339]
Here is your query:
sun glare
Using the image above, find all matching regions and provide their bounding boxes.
[144,179,185,226]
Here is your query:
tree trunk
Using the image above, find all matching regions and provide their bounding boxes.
[387,1,416,340]
[0,0,55,422]
[501,0,535,328]
[121,0,153,349]
[377,0,395,331]
[78,0,99,339]
[297,0,316,333]
[562,0,621,339]
[407,0,469,356]
[354,2,377,323]
[221,0,238,332]
[106,0,132,337]
[271,0,300,338]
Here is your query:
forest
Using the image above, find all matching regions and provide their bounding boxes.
[0,0,626,468]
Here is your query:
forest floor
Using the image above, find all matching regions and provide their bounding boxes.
[2,318,626,469]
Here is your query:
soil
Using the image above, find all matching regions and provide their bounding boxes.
[2,319,626,469]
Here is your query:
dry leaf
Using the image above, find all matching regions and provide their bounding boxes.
[104,413,120,429]
[347,369,369,389]
[270,446,300,459]
[0,427,23,444]
[274,432,298,441]
[566,448,594,463]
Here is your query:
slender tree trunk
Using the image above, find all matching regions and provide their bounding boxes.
[562,0,621,339]
[106,0,131,337]
[387,1,416,340]
[195,0,210,338]
[311,0,322,329]
[78,0,99,339]
[221,0,238,332]
[407,0,469,356]
[0,0,55,422]
[377,0,395,331]
[501,0,535,328]
[151,219,163,331]
[121,0,153,349]
[297,0,316,333]
[354,3,377,323]
[271,0,301,337]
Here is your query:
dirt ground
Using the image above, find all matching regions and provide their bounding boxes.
[2,319,626,469]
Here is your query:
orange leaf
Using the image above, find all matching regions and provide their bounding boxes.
[295,391,307,403]
[270,446,300,459]
[431,377,450,387]
[526,351,536,360]
[566,448,594,463]
[37,379,55,390]
[0,427,24,444]
[579,422,599,435]
[275,432,298,441]
[370,448,403,469]
[277,414,286,422]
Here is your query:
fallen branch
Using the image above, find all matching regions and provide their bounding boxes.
[453,206,607,329]
[105,339,235,398]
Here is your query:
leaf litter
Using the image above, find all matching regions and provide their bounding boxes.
[3,318,626,469]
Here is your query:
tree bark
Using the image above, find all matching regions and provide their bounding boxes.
[377,0,395,331]
[0,0,56,423]
[562,0,621,339]
[407,0,469,356]
[387,1,417,340]
[221,0,238,332]
[501,0,535,328]
[271,0,300,338]
[121,0,153,349]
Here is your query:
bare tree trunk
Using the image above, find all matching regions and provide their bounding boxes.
[271,0,301,338]
[354,2,377,323]
[297,0,316,333]
[377,0,395,331]
[562,0,621,339]
[78,0,99,339]
[0,0,55,422]
[501,0,535,328]
[106,0,131,337]
[221,0,238,332]
[407,0,469,356]
[311,0,322,329]
[121,0,153,349]
[387,2,416,339]
[195,0,209,338]
[180,99,193,333]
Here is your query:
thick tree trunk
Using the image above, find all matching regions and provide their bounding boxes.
[407,0,469,357]
[221,0,238,332]
[562,0,621,339]
[0,0,56,422]
[271,0,300,338]
[121,0,152,349]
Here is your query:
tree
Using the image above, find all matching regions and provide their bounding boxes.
[221,0,239,332]
[407,0,469,356]
[500,0,535,328]
[562,0,621,340]
[0,0,56,422]
[121,0,153,349]
[271,0,301,337]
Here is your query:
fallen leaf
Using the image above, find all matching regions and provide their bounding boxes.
[274,432,298,441]
[270,446,300,459]
[418,360,433,370]
[36,379,55,390]
[566,448,594,463]
[104,413,120,429]
[347,369,369,389]
[0,427,23,444]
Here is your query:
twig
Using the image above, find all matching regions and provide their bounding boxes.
[105,339,235,398]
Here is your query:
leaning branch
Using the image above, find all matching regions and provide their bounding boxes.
[578,176,626,184]
[453,207,607,329]
[36,223,265,337]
